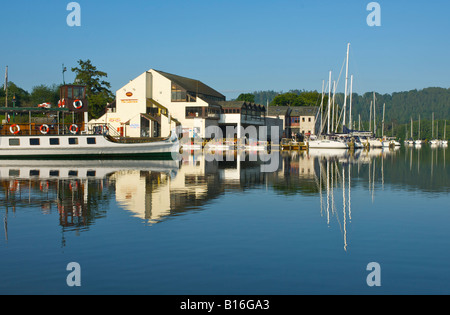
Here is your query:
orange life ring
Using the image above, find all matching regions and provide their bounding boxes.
[73,99,83,109]
[40,124,49,134]
[10,124,20,135]
[69,124,79,134]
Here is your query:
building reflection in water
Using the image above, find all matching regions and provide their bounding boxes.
[0,146,448,250]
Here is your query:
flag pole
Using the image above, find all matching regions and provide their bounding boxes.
[4,66,8,108]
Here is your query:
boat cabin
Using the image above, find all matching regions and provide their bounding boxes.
[0,84,89,136]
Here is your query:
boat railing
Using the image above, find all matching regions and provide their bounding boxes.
[0,122,126,137]
[0,122,88,136]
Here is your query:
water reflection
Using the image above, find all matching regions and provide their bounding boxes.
[1,146,449,250]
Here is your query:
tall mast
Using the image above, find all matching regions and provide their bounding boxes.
[432,112,434,139]
[319,80,325,135]
[382,103,385,138]
[332,81,336,133]
[419,115,421,140]
[4,66,8,108]
[327,71,332,135]
[342,43,350,131]
[373,92,377,137]
[349,75,353,132]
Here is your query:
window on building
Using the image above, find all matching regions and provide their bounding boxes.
[308,117,312,122]
[302,117,305,122]
[186,107,203,118]
[171,83,187,102]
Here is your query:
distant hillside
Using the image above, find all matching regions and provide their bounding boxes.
[249,87,450,124]
[247,87,450,139]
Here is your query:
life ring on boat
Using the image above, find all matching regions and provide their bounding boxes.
[69,124,79,134]
[10,124,20,135]
[73,99,83,110]
[58,99,66,108]
[69,181,78,191]
[40,124,49,135]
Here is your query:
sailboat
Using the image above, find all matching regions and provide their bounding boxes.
[367,93,382,148]
[406,117,415,145]
[414,115,423,145]
[442,120,448,146]
[308,69,348,150]
[430,113,439,146]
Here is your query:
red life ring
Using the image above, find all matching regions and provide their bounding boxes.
[58,99,66,108]
[10,124,20,135]
[40,124,49,134]
[69,124,79,134]
[73,99,83,109]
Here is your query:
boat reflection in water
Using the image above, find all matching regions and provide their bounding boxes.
[1,146,448,251]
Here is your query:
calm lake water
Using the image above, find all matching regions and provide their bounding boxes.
[0,145,449,295]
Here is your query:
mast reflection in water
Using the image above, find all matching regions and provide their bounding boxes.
[0,146,450,294]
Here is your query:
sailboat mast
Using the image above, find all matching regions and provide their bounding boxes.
[4,66,8,108]
[382,103,385,138]
[349,75,353,132]
[373,92,377,137]
[327,71,332,135]
[419,115,421,140]
[432,112,434,139]
[332,81,336,133]
[342,43,350,130]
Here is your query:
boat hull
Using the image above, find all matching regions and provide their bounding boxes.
[308,140,348,149]
[0,135,179,160]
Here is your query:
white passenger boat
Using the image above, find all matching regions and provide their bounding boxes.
[0,83,179,159]
[0,133,179,159]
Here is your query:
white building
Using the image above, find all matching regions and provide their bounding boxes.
[90,69,278,141]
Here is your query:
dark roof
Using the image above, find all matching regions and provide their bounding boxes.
[154,70,225,100]
[289,106,319,116]
[267,106,290,116]
[217,101,266,110]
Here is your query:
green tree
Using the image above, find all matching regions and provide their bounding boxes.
[71,59,114,119]
[236,93,255,103]
[271,92,301,106]
[0,82,30,107]
[29,84,60,106]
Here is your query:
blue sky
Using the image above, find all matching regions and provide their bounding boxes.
[1,0,449,99]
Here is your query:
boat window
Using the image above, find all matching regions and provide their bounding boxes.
[69,171,78,177]
[9,170,20,177]
[87,138,96,145]
[49,138,60,145]
[87,170,96,177]
[30,139,40,146]
[49,170,60,177]
[69,138,78,145]
[9,139,20,146]
[29,170,40,177]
